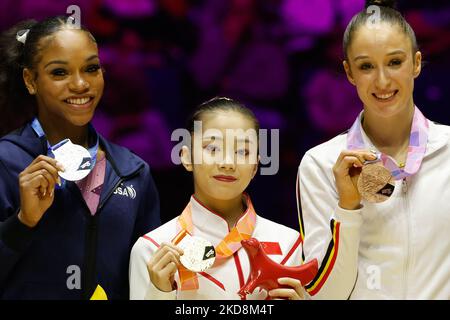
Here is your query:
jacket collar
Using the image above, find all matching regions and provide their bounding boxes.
[425,121,450,157]
[356,113,448,159]
[188,193,257,241]
[0,123,145,178]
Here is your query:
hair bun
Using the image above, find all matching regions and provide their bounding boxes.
[365,0,396,9]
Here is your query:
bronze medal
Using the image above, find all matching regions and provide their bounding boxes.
[357,161,395,203]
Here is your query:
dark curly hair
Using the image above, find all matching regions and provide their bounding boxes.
[0,16,95,136]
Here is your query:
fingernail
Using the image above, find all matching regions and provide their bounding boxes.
[43,189,46,197]
[50,190,54,197]
[57,162,65,171]
[57,177,62,186]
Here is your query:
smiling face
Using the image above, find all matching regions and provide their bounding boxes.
[343,22,421,119]
[23,29,104,127]
[181,110,259,206]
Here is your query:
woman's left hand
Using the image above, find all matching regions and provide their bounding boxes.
[268,278,306,300]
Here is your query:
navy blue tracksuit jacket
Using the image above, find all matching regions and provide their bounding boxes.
[0,123,160,299]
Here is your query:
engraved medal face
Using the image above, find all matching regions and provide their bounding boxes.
[52,139,93,181]
[358,161,395,203]
[178,235,216,273]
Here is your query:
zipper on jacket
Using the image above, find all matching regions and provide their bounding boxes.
[402,178,411,299]
[96,164,144,213]
[81,164,144,299]
[97,177,124,213]
[68,182,100,299]
[82,214,99,299]
[402,179,408,194]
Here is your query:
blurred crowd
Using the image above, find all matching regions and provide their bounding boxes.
[1,0,449,228]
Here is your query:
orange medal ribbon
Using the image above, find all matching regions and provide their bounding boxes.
[173,194,257,290]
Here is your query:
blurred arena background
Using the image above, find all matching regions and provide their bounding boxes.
[1,0,449,229]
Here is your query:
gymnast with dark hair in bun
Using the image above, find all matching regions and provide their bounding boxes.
[297,0,450,299]
[130,97,307,300]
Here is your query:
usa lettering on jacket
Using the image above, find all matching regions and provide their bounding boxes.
[113,184,137,199]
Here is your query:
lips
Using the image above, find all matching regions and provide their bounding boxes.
[64,96,95,108]
[213,175,237,182]
[372,90,398,102]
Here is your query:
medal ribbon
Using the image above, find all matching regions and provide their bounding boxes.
[174,193,257,290]
[31,118,99,186]
[347,106,429,180]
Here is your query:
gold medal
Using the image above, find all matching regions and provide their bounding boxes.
[177,234,216,273]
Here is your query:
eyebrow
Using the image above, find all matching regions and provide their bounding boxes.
[44,55,99,68]
[202,136,254,143]
[353,50,407,62]
[386,50,406,56]
[44,60,68,68]
[203,134,220,139]
[236,138,253,143]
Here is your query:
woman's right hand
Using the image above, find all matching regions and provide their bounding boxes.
[147,243,184,292]
[18,155,65,228]
[332,150,377,210]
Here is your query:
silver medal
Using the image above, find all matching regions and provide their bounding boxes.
[52,139,93,181]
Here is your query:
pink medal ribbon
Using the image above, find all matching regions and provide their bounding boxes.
[347,106,429,180]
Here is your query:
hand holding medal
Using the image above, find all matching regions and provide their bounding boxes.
[333,150,379,210]
[333,149,396,207]
[17,134,96,228]
[18,136,96,228]
[146,242,184,292]
[146,230,216,293]
[17,155,65,228]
